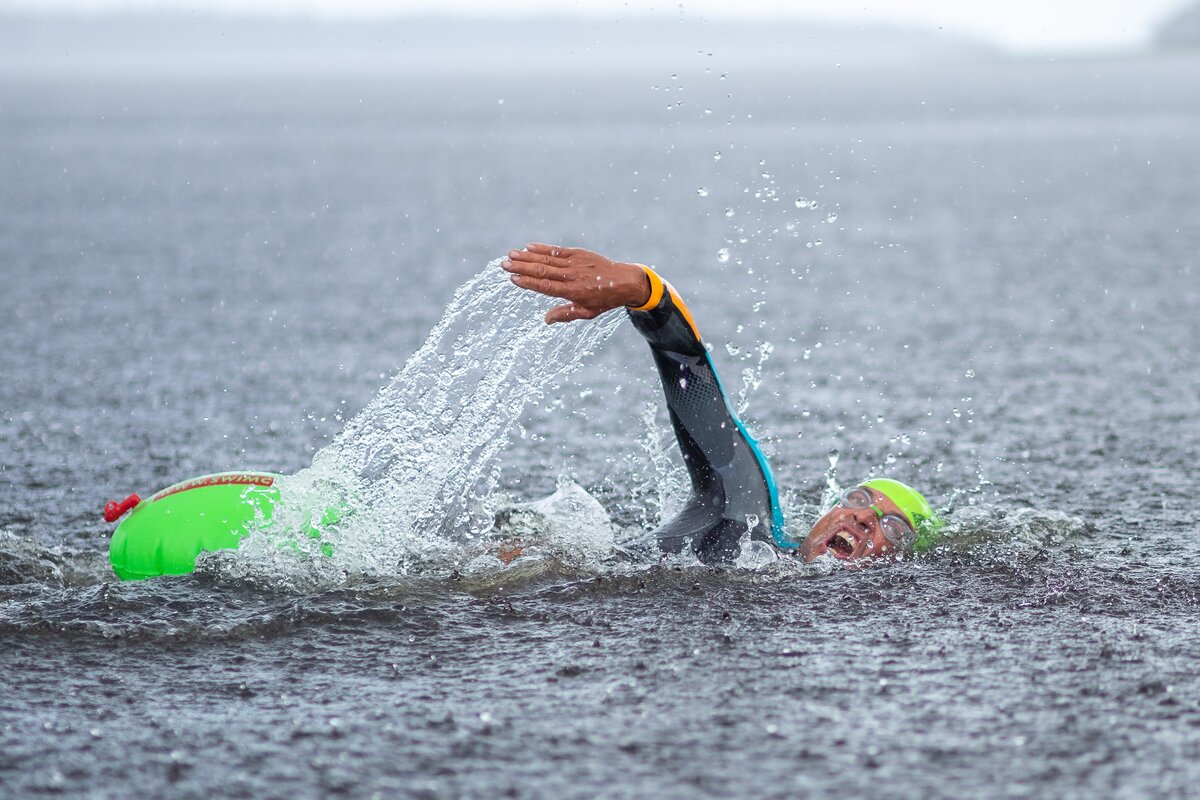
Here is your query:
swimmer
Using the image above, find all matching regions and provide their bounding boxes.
[502,243,942,564]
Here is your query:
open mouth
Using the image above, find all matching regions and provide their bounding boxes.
[826,531,856,558]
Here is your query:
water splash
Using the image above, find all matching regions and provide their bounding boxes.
[183,259,1090,592]
[211,260,622,587]
[489,477,617,567]
[631,400,690,531]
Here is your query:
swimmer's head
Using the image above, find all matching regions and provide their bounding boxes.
[800,478,941,563]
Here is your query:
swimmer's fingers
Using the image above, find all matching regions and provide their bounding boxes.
[526,242,577,260]
[508,273,574,298]
[517,243,586,269]
[502,255,569,282]
[545,302,602,324]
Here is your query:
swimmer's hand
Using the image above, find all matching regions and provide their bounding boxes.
[502,243,652,324]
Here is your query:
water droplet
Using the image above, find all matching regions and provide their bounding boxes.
[724,208,735,218]
[964,369,976,378]
[825,213,838,223]
[696,187,709,197]
[716,248,731,263]
[713,151,722,161]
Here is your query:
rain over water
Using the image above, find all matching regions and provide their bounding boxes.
[1,13,1199,799]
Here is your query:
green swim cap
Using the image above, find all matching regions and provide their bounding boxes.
[862,478,943,553]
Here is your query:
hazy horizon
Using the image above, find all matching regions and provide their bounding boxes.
[0,13,1001,80]
[0,0,1192,54]
[3,8,1199,82]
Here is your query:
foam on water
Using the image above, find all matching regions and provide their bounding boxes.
[204,261,623,588]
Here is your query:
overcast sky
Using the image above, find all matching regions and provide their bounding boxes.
[1,0,1190,51]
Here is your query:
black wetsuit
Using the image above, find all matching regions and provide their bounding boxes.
[626,267,789,562]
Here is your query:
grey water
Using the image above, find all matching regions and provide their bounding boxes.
[2,20,1200,798]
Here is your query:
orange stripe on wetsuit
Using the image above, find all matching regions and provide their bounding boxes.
[629,265,701,342]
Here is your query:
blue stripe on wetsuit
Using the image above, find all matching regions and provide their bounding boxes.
[626,266,792,562]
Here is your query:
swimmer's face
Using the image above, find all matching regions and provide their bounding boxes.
[801,486,910,563]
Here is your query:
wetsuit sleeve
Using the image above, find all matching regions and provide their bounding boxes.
[626,266,788,561]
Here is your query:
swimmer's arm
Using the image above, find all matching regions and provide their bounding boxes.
[501,243,651,324]
[621,266,781,557]
[505,244,781,555]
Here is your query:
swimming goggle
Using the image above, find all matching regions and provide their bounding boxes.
[839,487,914,548]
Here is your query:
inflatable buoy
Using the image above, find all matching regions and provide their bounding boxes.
[104,471,336,581]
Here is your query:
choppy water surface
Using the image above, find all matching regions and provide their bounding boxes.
[1,47,1199,799]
